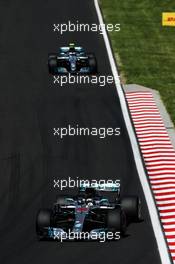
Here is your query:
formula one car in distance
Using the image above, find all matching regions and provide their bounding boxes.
[48,43,97,75]
[36,183,141,241]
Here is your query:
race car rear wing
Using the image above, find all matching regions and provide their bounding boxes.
[79,181,120,192]
[60,46,84,53]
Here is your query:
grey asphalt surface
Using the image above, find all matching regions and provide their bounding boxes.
[0,0,162,263]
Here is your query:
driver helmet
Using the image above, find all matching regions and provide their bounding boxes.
[69,43,75,52]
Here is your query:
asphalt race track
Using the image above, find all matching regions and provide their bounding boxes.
[0,0,162,263]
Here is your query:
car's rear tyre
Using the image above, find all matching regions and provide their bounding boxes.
[106,207,126,235]
[48,56,57,75]
[56,196,74,206]
[121,196,141,222]
[56,196,67,205]
[48,53,58,59]
[36,209,52,239]
[88,53,97,74]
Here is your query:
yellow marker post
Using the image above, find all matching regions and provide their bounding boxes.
[162,12,175,26]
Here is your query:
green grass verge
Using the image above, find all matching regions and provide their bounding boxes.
[100,0,175,123]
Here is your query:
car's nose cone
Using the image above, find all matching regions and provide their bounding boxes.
[71,62,76,71]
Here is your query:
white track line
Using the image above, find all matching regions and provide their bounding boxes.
[94,1,172,263]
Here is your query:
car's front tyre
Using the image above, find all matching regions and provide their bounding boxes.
[106,207,126,235]
[87,53,98,74]
[121,196,141,222]
[48,54,57,75]
[36,209,52,240]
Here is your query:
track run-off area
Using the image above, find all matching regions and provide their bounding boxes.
[126,91,175,263]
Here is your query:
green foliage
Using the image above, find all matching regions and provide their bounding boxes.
[101,0,175,123]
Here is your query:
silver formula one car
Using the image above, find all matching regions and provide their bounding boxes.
[48,43,97,75]
[36,183,141,241]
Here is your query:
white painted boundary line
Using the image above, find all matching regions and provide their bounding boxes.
[93,0,172,263]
